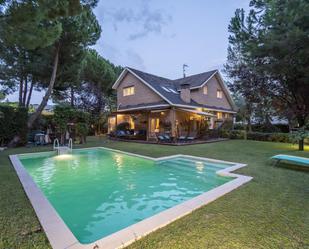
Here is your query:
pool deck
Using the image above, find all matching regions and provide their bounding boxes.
[10,147,253,249]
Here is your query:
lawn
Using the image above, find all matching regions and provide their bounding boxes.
[0,137,308,249]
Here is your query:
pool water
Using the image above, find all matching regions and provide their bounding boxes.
[19,148,234,244]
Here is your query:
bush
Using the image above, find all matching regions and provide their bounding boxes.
[221,130,309,144]
[247,132,291,143]
[220,130,245,139]
[116,122,130,131]
[0,105,28,146]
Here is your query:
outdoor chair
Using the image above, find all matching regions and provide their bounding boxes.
[116,130,126,138]
[186,132,197,142]
[163,134,173,142]
[177,135,187,143]
[271,154,309,171]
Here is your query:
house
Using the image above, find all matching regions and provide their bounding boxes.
[108,67,236,141]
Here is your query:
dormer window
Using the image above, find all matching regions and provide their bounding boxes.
[203,86,208,95]
[216,89,223,98]
[123,86,135,96]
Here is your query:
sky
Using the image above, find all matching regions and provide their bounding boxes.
[7,0,250,104]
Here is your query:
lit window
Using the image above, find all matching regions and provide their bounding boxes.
[150,118,160,133]
[217,112,222,119]
[203,86,208,95]
[224,113,229,119]
[123,86,135,96]
[217,89,223,98]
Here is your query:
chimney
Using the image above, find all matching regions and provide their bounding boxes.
[180,83,191,103]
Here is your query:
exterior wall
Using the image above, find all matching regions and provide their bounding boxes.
[117,72,164,107]
[190,75,233,110]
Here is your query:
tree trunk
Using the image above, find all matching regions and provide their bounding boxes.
[246,117,252,132]
[70,87,74,107]
[26,81,34,108]
[297,116,305,151]
[298,139,304,151]
[19,77,23,106]
[27,45,60,129]
[22,76,28,106]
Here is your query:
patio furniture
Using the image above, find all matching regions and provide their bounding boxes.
[177,135,187,143]
[186,132,197,142]
[271,154,309,169]
[116,130,127,138]
[163,134,173,142]
[157,135,166,143]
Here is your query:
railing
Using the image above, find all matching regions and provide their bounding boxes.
[53,138,59,150]
[53,138,73,155]
[68,138,73,151]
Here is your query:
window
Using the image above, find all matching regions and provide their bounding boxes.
[123,86,135,96]
[216,89,223,98]
[168,88,178,94]
[217,112,222,119]
[224,113,229,119]
[161,86,171,92]
[203,86,208,95]
[150,118,160,133]
[161,86,178,94]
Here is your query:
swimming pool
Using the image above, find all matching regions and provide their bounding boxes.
[11,147,252,249]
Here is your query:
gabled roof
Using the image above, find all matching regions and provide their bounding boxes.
[112,67,236,112]
[173,70,218,89]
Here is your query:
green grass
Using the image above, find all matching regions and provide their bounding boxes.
[0,137,309,249]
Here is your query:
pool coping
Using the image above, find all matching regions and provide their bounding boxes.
[9,146,253,249]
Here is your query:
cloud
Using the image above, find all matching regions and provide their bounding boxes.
[126,50,146,70]
[103,2,172,40]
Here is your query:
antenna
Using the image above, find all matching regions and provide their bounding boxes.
[183,64,188,78]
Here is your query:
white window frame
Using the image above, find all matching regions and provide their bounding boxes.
[216,89,223,99]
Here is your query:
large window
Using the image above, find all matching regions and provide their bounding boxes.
[150,118,160,133]
[203,86,208,95]
[216,89,223,98]
[123,86,135,96]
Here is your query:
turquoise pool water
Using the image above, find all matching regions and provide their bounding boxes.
[19,148,234,244]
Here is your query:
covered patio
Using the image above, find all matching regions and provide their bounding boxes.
[108,107,224,143]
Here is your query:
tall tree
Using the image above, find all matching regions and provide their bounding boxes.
[226,0,309,150]
[53,49,122,134]
[0,1,101,146]
[249,0,309,150]
[27,5,101,129]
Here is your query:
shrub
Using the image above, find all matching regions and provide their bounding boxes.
[220,130,245,139]
[116,122,130,131]
[221,130,309,144]
[0,105,28,146]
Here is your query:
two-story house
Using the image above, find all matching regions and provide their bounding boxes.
[108,67,236,140]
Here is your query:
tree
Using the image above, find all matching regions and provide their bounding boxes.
[1,1,101,146]
[26,3,101,129]
[53,49,122,134]
[226,0,309,150]
[249,0,309,150]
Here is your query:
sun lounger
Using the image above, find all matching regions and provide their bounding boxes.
[271,154,309,167]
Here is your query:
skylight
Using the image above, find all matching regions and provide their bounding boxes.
[161,86,178,94]
[161,86,171,92]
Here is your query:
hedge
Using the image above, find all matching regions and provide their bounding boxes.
[220,130,309,145]
[0,105,28,146]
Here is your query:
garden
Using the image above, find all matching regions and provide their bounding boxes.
[0,0,309,249]
[1,137,308,248]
